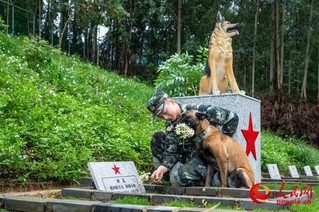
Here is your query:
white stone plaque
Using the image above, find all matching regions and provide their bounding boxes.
[175,94,261,183]
[88,161,145,193]
[314,166,319,175]
[303,166,313,177]
[267,164,281,179]
[288,165,300,178]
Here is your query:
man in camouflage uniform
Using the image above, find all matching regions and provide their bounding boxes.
[147,89,238,186]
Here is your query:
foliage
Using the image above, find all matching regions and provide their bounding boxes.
[0,16,9,33]
[261,95,319,144]
[261,131,319,174]
[0,33,164,183]
[154,47,207,97]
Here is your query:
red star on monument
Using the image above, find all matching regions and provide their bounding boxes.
[241,112,259,160]
[112,164,121,175]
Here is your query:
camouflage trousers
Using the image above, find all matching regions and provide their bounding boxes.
[150,131,207,186]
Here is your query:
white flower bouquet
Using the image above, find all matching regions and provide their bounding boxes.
[174,123,195,139]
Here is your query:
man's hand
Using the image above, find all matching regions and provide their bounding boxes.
[151,165,168,183]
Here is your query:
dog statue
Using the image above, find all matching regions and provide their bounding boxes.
[199,11,241,95]
[176,110,255,188]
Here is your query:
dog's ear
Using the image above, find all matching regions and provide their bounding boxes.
[195,111,208,120]
[216,11,225,23]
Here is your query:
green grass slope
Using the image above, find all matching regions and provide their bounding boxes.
[0,33,163,182]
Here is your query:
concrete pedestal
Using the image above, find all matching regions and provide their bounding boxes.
[175,93,261,183]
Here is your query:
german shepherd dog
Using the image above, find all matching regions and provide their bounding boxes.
[199,11,241,95]
[176,110,254,188]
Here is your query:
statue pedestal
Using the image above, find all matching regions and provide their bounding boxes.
[175,93,261,183]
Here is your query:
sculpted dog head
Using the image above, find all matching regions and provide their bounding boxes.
[175,110,210,136]
[216,11,240,37]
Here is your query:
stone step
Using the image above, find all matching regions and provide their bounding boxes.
[144,184,292,198]
[61,187,289,210]
[261,178,319,185]
[70,182,292,198]
[1,196,100,212]
[0,195,241,212]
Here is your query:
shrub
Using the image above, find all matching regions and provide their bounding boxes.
[154,46,207,97]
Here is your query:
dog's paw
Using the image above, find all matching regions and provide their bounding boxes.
[212,88,220,95]
[238,90,246,95]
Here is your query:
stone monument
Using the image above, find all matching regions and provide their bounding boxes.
[288,165,300,178]
[303,165,313,177]
[175,93,261,183]
[267,164,281,179]
[88,161,145,193]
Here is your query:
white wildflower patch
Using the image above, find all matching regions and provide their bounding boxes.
[139,171,152,184]
[175,123,195,139]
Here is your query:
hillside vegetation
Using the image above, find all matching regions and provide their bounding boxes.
[0,33,163,182]
[0,33,318,184]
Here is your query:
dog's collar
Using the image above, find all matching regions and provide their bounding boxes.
[193,127,210,143]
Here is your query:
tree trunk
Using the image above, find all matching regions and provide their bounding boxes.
[300,0,314,99]
[269,5,274,92]
[59,15,70,50]
[38,0,41,38]
[123,0,136,76]
[288,50,292,96]
[251,0,259,97]
[177,0,182,52]
[92,25,97,64]
[318,1,319,106]
[280,3,285,91]
[274,2,282,98]
[6,0,9,34]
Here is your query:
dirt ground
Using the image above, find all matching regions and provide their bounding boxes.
[2,189,62,198]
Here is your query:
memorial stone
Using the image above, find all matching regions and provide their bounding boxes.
[288,165,300,178]
[314,166,319,175]
[175,93,261,183]
[88,161,145,192]
[267,164,281,179]
[303,166,313,177]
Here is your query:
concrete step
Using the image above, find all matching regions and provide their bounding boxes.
[261,178,319,185]
[143,184,291,198]
[0,195,241,212]
[1,196,100,212]
[61,187,289,211]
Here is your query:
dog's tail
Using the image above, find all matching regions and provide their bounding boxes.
[204,60,211,77]
[236,168,254,189]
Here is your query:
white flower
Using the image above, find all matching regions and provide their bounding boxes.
[139,171,151,184]
[175,123,195,139]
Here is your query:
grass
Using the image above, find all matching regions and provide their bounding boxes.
[261,131,319,175]
[108,196,150,205]
[0,32,164,183]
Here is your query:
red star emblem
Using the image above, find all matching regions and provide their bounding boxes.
[112,164,121,175]
[241,113,259,160]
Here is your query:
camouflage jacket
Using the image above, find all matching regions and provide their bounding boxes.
[161,104,238,170]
